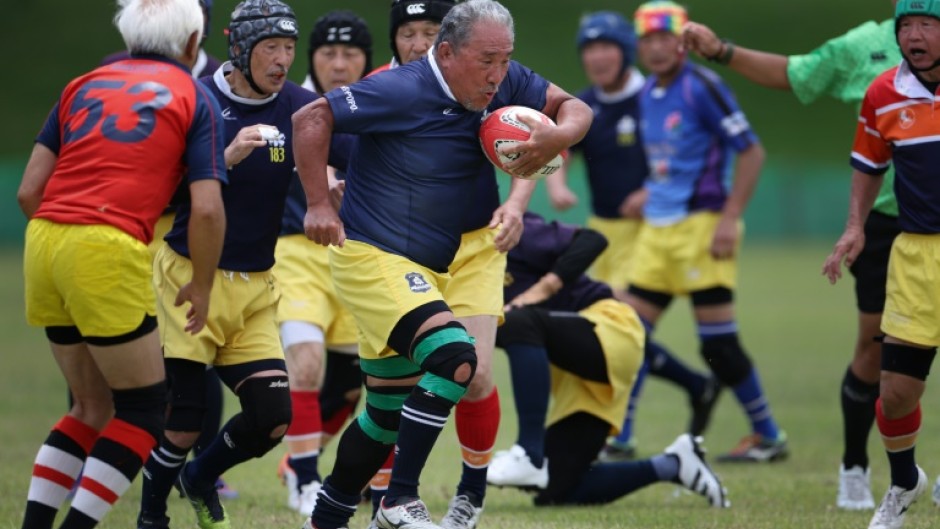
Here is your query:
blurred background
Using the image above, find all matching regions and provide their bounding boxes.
[1,0,891,245]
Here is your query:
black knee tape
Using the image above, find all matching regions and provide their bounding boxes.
[165,358,208,432]
[85,315,158,346]
[112,381,167,442]
[387,300,450,355]
[413,322,477,387]
[232,375,292,456]
[495,306,547,348]
[700,334,753,386]
[690,287,734,306]
[882,343,936,381]
[627,285,673,309]
[45,325,83,345]
[363,403,402,432]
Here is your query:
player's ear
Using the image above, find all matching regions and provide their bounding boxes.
[437,40,453,60]
[180,30,201,69]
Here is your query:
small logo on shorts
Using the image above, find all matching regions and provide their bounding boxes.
[405,272,432,293]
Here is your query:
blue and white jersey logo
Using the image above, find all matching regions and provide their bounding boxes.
[405,272,432,293]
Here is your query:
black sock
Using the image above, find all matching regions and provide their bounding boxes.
[646,340,707,396]
[193,368,224,457]
[841,366,879,469]
[140,436,189,516]
[385,387,455,504]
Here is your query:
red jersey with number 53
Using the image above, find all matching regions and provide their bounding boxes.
[34,54,227,243]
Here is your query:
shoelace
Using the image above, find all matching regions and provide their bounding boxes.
[444,497,476,526]
[404,502,432,523]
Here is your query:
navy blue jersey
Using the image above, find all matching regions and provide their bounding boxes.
[572,71,649,219]
[324,48,549,272]
[505,213,613,311]
[166,64,317,271]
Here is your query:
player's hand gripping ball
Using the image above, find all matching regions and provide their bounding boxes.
[479,106,565,180]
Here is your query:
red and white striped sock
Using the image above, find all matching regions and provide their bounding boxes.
[22,415,99,529]
[61,418,156,529]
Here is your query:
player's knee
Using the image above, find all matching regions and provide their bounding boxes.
[165,359,208,433]
[112,381,167,442]
[232,375,292,456]
[413,321,477,387]
[700,334,752,387]
[882,342,936,382]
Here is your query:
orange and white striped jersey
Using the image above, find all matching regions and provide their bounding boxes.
[851,62,940,234]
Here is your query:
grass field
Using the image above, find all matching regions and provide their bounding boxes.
[2,242,940,529]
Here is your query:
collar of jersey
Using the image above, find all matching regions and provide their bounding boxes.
[594,67,646,104]
[428,46,458,103]
[213,62,279,106]
[894,60,940,101]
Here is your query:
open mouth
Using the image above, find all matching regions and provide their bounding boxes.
[909,47,928,58]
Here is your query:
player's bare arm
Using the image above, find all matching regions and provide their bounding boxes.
[682,21,791,91]
[224,124,274,168]
[491,177,535,252]
[545,159,578,211]
[712,142,764,259]
[17,143,57,218]
[503,83,592,177]
[619,186,649,219]
[292,97,344,247]
[504,272,562,311]
[823,169,883,284]
[179,178,226,334]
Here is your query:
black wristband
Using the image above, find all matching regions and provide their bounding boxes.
[707,38,735,65]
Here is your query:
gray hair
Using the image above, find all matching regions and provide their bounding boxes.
[434,0,514,52]
[114,0,204,58]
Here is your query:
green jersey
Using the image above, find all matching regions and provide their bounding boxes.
[787,19,900,217]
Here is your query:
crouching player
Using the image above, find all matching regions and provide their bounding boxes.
[488,213,729,508]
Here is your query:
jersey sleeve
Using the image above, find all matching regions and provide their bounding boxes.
[849,87,891,176]
[35,102,62,154]
[692,70,758,153]
[184,82,228,185]
[325,72,421,134]
[513,214,578,270]
[787,21,878,105]
[505,62,549,111]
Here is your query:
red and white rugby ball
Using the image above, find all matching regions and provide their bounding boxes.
[479,105,565,180]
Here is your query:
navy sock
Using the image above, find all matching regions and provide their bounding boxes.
[312,478,360,529]
[731,368,779,440]
[289,453,322,489]
[385,387,455,504]
[646,340,707,396]
[140,436,189,516]
[185,416,253,492]
[564,459,660,504]
[505,343,550,467]
[888,448,919,490]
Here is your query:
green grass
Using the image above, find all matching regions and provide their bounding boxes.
[2,242,940,528]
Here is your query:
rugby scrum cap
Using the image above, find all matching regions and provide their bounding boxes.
[896,0,940,28]
[577,11,637,72]
[308,9,374,85]
[228,0,299,91]
[388,0,456,62]
[634,1,688,37]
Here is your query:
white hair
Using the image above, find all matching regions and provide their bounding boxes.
[114,0,204,58]
[435,0,514,52]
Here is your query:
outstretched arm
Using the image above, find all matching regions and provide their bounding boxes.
[683,21,791,91]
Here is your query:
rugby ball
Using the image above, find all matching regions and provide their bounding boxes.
[479,106,565,180]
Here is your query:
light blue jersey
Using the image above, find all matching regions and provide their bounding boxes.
[639,62,758,225]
